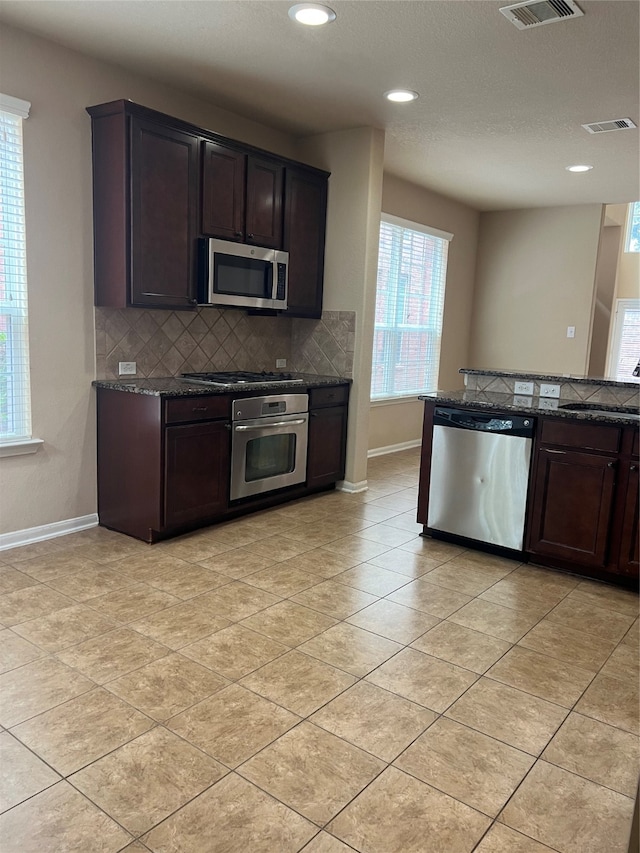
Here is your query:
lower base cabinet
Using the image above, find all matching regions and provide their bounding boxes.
[526,418,639,583]
[164,421,229,527]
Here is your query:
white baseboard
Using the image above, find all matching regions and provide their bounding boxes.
[0,514,99,552]
[336,479,369,494]
[368,439,422,458]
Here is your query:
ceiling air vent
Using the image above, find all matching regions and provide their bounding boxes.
[499,0,583,29]
[582,118,637,134]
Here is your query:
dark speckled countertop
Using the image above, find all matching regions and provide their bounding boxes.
[93,374,351,397]
[420,390,640,426]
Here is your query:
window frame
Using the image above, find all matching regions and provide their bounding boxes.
[0,93,41,457]
[624,201,640,253]
[370,213,453,403]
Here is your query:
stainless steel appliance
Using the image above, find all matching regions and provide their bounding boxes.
[427,406,534,550]
[198,238,288,311]
[181,371,304,387]
[230,393,309,500]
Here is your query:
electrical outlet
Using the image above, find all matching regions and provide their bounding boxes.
[275,358,287,368]
[567,326,576,338]
[538,397,559,410]
[513,395,533,408]
[514,381,534,395]
[540,383,561,398]
[118,361,137,376]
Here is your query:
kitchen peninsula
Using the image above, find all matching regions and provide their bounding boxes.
[418,369,639,587]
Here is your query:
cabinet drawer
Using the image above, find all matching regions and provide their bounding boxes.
[309,385,349,408]
[165,396,229,424]
[540,419,621,453]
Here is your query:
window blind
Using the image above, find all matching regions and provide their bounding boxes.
[610,299,640,383]
[371,216,452,400]
[0,95,31,443]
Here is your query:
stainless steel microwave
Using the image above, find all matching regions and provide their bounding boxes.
[198,238,288,311]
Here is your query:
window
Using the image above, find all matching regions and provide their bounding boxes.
[608,299,640,383]
[371,214,452,400]
[625,201,640,252]
[0,94,32,448]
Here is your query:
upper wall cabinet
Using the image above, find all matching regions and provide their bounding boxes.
[283,166,328,318]
[201,142,283,248]
[87,100,329,313]
[88,102,200,308]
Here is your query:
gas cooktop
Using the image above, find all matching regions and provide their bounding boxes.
[180,371,304,387]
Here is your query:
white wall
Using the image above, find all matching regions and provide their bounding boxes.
[470,205,604,375]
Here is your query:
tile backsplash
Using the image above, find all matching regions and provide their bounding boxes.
[464,372,640,407]
[95,307,355,381]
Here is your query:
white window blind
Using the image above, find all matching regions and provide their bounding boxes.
[0,94,31,444]
[609,299,640,383]
[371,215,452,400]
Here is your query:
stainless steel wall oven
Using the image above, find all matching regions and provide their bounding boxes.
[230,394,309,501]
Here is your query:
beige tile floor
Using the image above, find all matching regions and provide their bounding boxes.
[0,447,638,852]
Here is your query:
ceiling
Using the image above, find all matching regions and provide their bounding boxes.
[1,0,638,211]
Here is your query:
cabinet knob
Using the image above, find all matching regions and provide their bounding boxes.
[235,232,243,238]
[189,298,197,305]
[607,461,616,468]
[247,233,254,239]
[631,464,638,472]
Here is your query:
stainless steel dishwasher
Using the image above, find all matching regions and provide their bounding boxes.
[427,407,534,551]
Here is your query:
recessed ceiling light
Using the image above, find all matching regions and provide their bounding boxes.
[565,164,593,172]
[384,89,420,103]
[288,4,336,25]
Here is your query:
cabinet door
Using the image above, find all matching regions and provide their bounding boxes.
[618,462,639,577]
[130,117,199,308]
[164,421,229,528]
[527,447,617,568]
[245,156,283,248]
[283,167,328,318]
[201,141,246,241]
[307,406,347,489]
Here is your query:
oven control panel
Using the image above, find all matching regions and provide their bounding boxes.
[232,393,309,421]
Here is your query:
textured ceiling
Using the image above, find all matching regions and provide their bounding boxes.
[1,0,638,210]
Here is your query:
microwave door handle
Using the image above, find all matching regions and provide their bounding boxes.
[266,263,275,300]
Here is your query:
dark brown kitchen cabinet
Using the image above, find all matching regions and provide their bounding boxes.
[527,446,617,568]
[283,167,328,318]
[165,421,229,527]
[96,387,230,542]
[307,385,349,489]
[617,461,639,577]
[526,417,639,583]
[88,102,200,308]
[201,141,283,248]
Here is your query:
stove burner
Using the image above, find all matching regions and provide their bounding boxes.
[180,371,304,386]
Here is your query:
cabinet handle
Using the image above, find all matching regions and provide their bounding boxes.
[310,412,318,417]
[543,449,566,454]
[630,464,637,471]
[192,406,208,412]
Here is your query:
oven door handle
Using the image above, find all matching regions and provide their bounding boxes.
[234,419,307,431]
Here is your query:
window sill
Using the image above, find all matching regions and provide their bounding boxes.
[370,396,421,407]
[0,438,44,458]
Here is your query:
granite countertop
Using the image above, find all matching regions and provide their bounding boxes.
[459,367,639,390]
[420,390,640,426]
[92,374,351,397]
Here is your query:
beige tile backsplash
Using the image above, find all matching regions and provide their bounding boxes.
[465,373,640,407]
[95,307,355,381]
